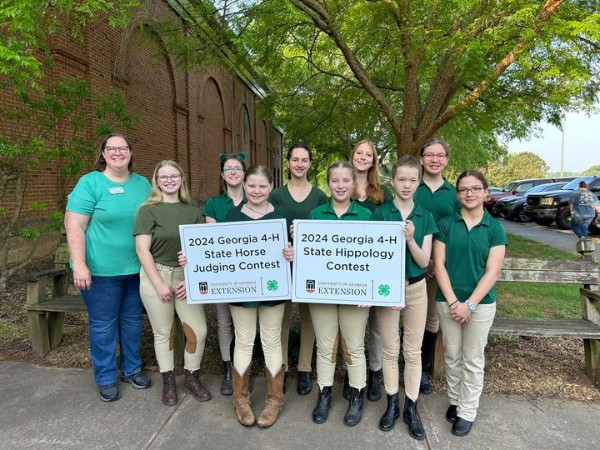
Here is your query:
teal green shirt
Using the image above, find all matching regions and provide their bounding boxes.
[434,211,507,304]
[371,201,437,278]
[308,199,372,221]
[203,193,245,223]
[134,202,202,266]
[66,171,151,276]
[270,185,328,221]
[225,204,288,308]
[414,178,461,223]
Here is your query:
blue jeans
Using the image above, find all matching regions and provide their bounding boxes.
[571,218,593,238]
[81,274,144,386]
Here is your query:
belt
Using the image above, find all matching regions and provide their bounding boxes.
[406,273,426,285]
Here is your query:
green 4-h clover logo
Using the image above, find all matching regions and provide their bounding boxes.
[267,280,278,291]
[378,284,391,296]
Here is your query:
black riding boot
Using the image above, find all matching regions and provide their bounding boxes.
[367,369,382,401]
[220,361,232,395]
[403,396,425,440]
[312,386,332,424]
[343,387,364,426]
[420,330,438,395]
[379,393,400,431]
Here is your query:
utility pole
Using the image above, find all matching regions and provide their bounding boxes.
[560,119,565,177]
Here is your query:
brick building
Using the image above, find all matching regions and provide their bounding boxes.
[3,0,283,217]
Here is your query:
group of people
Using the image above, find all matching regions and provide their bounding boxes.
[65,133,506,439]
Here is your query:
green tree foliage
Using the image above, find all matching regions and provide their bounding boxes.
[582,164,600,175]
[0,0,139,90]
[485,152,550,187]
[193,0,599,166]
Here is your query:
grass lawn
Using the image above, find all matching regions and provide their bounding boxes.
[496,233,590,319]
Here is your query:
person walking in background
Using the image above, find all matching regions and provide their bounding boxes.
[371,156,437,440]
[433,170,506,437]
[64,133,152,402]
[135,160,210,407]
[414,138,461,395]
[270,143,327,396]
[349,139,392,402]
[226,165,292,428]
[308,161,372,426]
[203,153,247,396]
[569,181,600,239]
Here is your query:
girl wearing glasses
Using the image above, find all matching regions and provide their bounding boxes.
[203,153,247,396]
[348,139,393,403]
[65,133,151,402]
[414,139,462,396]
[135,160,210,406]
[270,143,327,396]
[433,170,506,436]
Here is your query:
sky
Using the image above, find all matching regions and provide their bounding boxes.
[505,110,599,175]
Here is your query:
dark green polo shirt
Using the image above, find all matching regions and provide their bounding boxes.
[371,201,437,278]
[270,185,328,241]
[355,186,393,212]
[434,211,507,304]
[203,193,245,223]
[225,204,287,308]
[414,178,461,223]
[308,199,372,221]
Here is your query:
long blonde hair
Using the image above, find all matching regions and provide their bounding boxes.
[145,160,192,205]
[350,139,384,204]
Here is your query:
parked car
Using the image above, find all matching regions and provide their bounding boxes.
[493,181,568,222]
[484,177,573,215]
[524,176,600,232]
[488,186,503,194]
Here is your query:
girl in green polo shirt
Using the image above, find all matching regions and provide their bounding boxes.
[270,143,327,397]
[308,161,372,427]
[203,153,246,396]
[433,169,507,437]
[371,155,437,440]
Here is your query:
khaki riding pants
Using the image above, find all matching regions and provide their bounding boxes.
[281,301,316,372]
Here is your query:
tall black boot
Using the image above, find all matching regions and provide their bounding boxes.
[367,369,382,401]
[403,396,425,440]
[343,371,351,400]
[312,386,332,424]
[420,330,438,395]
[343,387,364,426]
[220,361,232,396]
[379,393,400,431]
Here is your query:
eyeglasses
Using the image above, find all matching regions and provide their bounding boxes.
[422,153,447,160]
[457,186,484,195]
[290,158,310,164]
[223,167,244,173]
[157,174,181,182]
[104,146,130,153]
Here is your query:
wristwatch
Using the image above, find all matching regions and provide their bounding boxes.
[465,300,477,312]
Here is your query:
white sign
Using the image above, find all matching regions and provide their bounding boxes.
[180,219,291,304]
[292,220,405,307]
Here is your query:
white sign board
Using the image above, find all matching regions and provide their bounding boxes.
[180,219,291,304]
[292,220,405,307]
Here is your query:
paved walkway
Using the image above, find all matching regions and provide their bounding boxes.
[1,362,598,449]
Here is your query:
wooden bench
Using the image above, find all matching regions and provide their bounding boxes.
[25,266,185,367]
[433,255,600,384]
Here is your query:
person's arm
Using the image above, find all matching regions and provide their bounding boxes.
[64,211,91,291]
[135,234,174,302]
[432,239,458,308]
[204,216,216,224]
[405,220,432,269]
[464,245,506,306]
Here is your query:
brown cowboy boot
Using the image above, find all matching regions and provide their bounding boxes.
[161,371,177,406]
[232,367,255,426]
[184,369,211,402]
[257,366,285,428]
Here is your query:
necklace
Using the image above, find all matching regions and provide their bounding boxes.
[245,203,269,216]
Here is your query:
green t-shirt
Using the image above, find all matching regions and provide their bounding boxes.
[355,187,394,212]
[225,204,288,308]
[203,193,245,223]
[414,178,461,224]
[308,199,372,221]
[66,171,151,276]
[371,201,437,278]
[134,202,202,266]
[270,184,328,221]
[434,211,507,304]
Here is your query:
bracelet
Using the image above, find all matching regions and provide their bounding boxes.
[448,300,459,308]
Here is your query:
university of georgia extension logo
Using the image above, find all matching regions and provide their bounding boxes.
[306,279,315,294]
[199,282,208,295]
